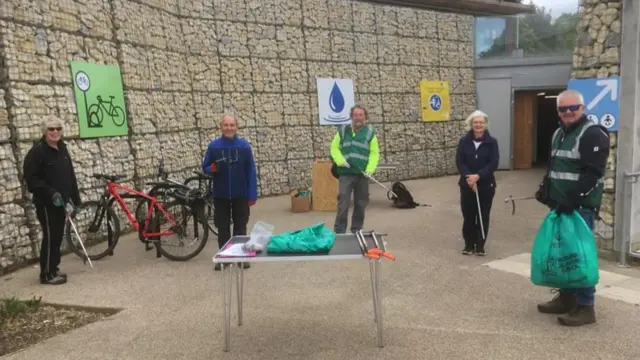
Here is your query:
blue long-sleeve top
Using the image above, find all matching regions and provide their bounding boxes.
[455,130,500,188]
[202,135,258,202]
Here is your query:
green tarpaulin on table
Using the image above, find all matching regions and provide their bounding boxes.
[530,211,599,289]
[266,222,335,253]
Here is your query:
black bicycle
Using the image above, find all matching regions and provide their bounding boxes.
[88,95,126,127]
[135,158,220,237]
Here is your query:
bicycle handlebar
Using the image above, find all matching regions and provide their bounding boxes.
[170,187,205,204]
[193,170,215,180]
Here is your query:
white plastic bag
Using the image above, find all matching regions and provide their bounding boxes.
[243,221,275,252]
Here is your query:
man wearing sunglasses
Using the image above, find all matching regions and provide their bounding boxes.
[534,89,610,326]
[23,115,82,285]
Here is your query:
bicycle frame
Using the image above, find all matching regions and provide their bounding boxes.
[101,180,179,238]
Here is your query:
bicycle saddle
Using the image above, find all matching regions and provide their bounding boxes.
[93,173,125,181]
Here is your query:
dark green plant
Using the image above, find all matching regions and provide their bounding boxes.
[0,296,43,324]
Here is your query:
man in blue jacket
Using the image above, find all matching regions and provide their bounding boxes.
[203,114,257,270]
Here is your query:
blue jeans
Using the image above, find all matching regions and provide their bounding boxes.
[560,208,597,306]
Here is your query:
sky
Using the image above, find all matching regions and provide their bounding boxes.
[522,0,579,19]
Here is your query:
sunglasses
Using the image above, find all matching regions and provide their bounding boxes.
[557,104,582,113]
[47,127,62,132]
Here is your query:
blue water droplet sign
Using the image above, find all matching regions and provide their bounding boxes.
[329,82,345,113]
[316,77,355,125]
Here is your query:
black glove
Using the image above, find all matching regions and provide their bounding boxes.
[554,200,575,215]
[554,189,581,215]
[534,176,548,205]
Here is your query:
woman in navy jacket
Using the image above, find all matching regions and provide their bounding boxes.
[455,110,500,256]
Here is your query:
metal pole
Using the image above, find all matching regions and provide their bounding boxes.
[237,264,244,326]
[618,171,640,267]
[475,188,486,241]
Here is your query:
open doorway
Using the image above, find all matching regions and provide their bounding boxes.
[533,90,562,167]
[513,89,562,169]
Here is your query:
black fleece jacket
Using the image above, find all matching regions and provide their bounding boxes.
[455,130,500,188]
[554,116,610,206]
[23,138,82,207]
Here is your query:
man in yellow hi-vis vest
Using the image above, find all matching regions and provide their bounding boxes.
[330,105,380,234]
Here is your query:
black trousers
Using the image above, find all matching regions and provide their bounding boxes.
[460,183,495,249]
[213,198,250,249]
[35,204,66,279]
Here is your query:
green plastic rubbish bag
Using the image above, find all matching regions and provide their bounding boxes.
[530,210,599,289]
[266,222,335,254]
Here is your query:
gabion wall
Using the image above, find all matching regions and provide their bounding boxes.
[0,0,476,272]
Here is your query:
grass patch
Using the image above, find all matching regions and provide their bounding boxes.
[0,297,118,356]
[0,296,42,323]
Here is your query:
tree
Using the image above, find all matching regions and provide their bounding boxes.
[477,4,579,59]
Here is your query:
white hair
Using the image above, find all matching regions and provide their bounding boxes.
[464,110,489,131]
[41,114,63,136]
[220,113,238,125]
[557,90,585,107]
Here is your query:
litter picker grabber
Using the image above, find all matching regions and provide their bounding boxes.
[361,171,397,198]
[366,230,395,261]
[361,171,431,208]
[474,188,486,243]
[357,230,395,261]
[65,203,93,268]
[355,230,380,260]
[504,194,536,215]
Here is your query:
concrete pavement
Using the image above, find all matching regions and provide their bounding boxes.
[2,169,640,360]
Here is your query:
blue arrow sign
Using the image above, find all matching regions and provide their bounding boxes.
[567,77,620,132]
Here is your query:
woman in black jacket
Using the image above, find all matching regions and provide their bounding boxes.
[455,110,500,256]
[23,115,82,285]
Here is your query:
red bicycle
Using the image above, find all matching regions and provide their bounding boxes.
[65,173,209,262]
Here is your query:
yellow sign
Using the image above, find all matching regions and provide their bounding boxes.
[420,80,451,122]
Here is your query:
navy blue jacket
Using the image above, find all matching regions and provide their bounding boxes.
[455,130,500,188]
[202,135,258,201]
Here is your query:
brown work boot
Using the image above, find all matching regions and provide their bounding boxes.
[537,289,576,314]
[557,305,596,326]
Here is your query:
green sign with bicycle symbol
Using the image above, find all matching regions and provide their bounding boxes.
[70,61,128,138]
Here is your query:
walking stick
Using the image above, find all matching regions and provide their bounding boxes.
[474,187,486,241]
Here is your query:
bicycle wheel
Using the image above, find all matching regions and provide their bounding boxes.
[183,176,207,193]
[87,104,103,127]
[154,200,209,261]
[65,200,121,261]
[112,106,126,127]
[184,176,218,236]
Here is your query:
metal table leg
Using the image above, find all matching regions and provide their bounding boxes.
[369,259,378,323]
[221,263,234,352]
[374,259,384,347]
[237,263,244,326]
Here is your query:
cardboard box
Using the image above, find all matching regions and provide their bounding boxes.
[291,190,312,213]
[311,160,338,211]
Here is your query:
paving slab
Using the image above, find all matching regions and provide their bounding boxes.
[485,253,640,306]
[2,169,640,360]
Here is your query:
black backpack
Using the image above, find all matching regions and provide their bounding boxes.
[387,182,427,209]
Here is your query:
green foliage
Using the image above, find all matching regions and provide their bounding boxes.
[479,5,580,59]
[0,296,42,324]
